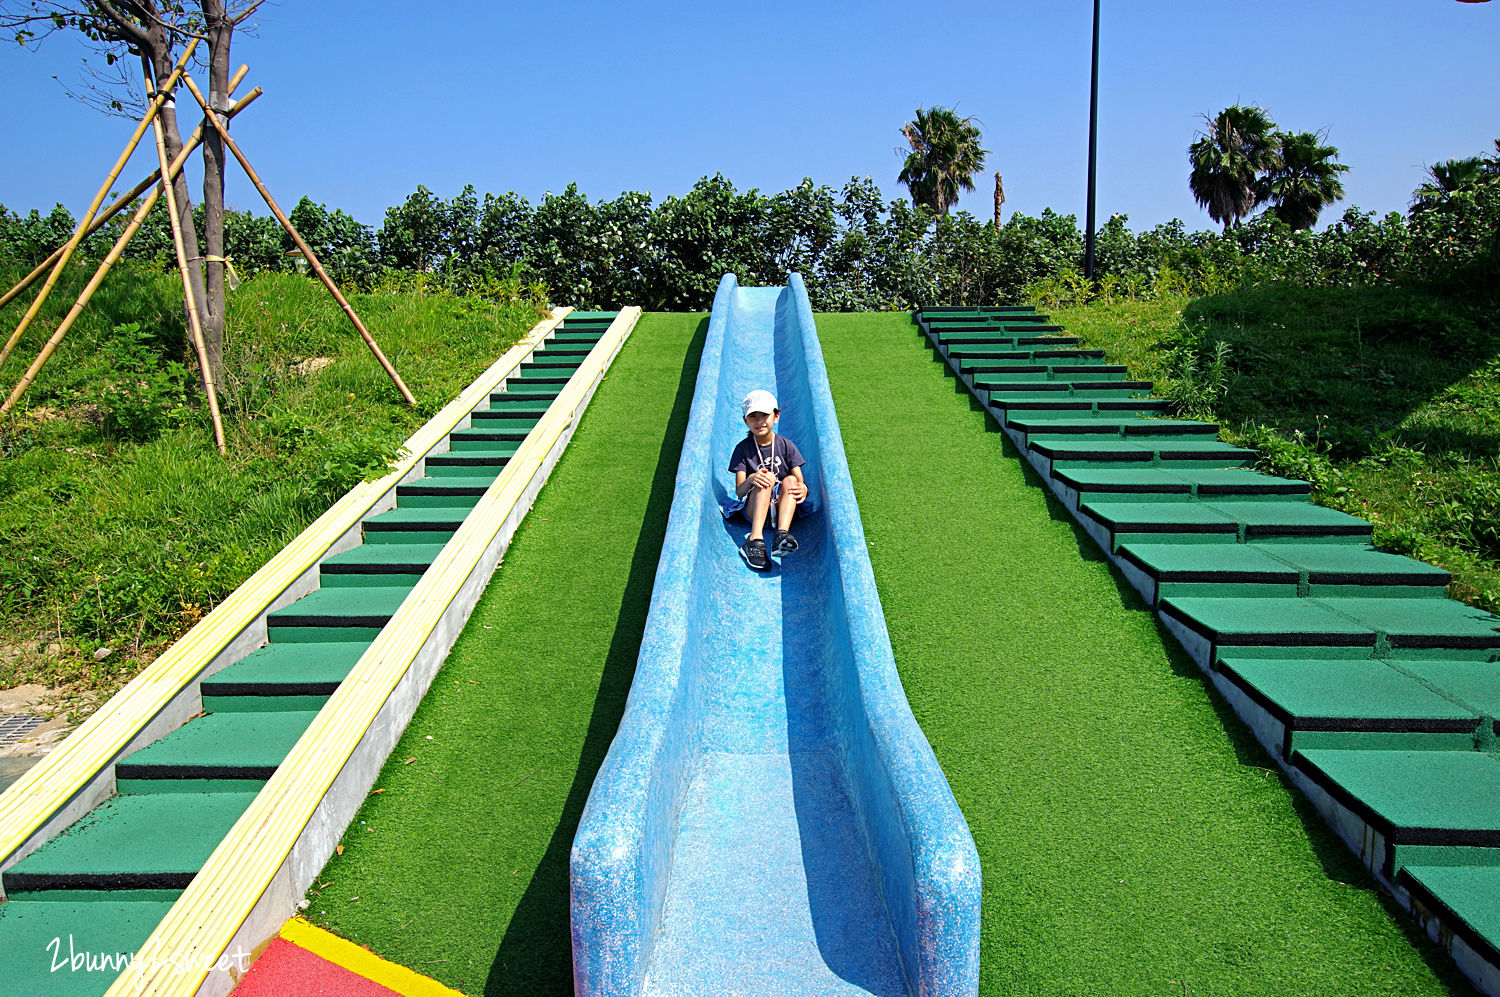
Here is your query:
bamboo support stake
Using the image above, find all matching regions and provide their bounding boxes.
[0,89,264,420]
[143,63,226,451]
[180,74,417,405]
[0,64,250,315]
[0,39,199,372]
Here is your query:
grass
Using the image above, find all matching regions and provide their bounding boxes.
[1055,284,1500,613]
[302,313,705,996]
[0,265,546,702]
[818,311,1468,996]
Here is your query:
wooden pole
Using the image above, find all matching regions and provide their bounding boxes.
[0,89,264,421]
[0,65,249,315]
[142,61,226,452]
[0,85,261,336]
[0,39,198,372]
[179,74,417,405]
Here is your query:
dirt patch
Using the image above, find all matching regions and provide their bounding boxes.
[291,356,335,377]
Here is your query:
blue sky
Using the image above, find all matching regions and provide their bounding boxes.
[3,1,1497,233]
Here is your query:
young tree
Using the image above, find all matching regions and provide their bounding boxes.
[1262,130,1349,230]
[898,106,988,216]
[2,0,262,381]
[1188,104,1278,231]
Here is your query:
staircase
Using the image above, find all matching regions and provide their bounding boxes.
[0,311,625,997]
[917,304,1500,996]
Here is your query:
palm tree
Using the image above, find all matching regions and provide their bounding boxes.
[1412,155,1490,208]
[1262,131,1349,230]
[898,107,988,216]
[1188,105,1278,231]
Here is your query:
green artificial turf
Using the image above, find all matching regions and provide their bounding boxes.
[817,312,1470,997]
[303,313,706,995]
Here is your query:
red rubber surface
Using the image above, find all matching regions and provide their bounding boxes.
[232,937,400,997]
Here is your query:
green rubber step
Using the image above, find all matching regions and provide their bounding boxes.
[926,315,1050,327]
[462,413,539,436]
[423,449,515,472]
[1030,436,1256,466]
[1055,467,1310,501]
[948,345,1103,361]
[972,368,1134,383]
[1007,412,1219,437]
[1118,542,1448,598]
[520,357,584,371]
[321,542,449,579]
[1294,749,1500,848]
[396,477,498,498]
[115,710,321,788]
[1161,595,1500,651]
[507,367,570,379]
[1401,865,1500,968]
[1083,500,1373,542]
[959,356,1109,373]
[266,583,413,629]
[533,344,592,358]
[450,422,540,440]
[0,899,180,995]
[201,640,368,698]
[987,391,1165,413]
[1218,657,1498,755]
[484,398,553,415]
[447,433,525,453]
[551,331,606,343]
[390,492,482,512]
[487,387,558,402]
[936,330,1078,345]
[364,506,471,534]
[562,310,619,320]
[2,792,259,895]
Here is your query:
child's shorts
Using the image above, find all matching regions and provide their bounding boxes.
[721,481,802,520]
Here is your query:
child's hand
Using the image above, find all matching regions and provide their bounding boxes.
[751,468,777,490]
[785,477,808,503]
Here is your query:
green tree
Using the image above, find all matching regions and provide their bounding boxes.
[1412,150,1495,207]
[897,106,988,216]
[1188,104,1279,232]
[1263,130,1349,230]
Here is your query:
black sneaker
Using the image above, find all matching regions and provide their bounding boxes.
[772,530,799,556]
[740,537,771,571]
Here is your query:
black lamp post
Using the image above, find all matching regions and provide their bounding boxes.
[1083,0,1101,280]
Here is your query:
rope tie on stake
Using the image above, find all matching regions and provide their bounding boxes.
[194,256,241,290]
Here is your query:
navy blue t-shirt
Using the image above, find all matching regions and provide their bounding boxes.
[728,433,805,481]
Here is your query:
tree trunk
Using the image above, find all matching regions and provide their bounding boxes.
[993,171,1005,229]
[146,35,211,366]
[200,0,232,383]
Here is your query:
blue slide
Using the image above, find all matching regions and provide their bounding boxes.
[570,275,980,996]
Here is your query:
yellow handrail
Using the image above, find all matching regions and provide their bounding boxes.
[106,306,641,995]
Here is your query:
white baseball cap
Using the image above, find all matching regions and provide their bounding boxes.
[742,389,778,417]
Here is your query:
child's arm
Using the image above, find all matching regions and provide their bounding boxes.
[737,465,777,498]
[783,466,808,502]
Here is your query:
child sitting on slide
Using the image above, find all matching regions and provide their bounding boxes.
[726,389,808,571]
